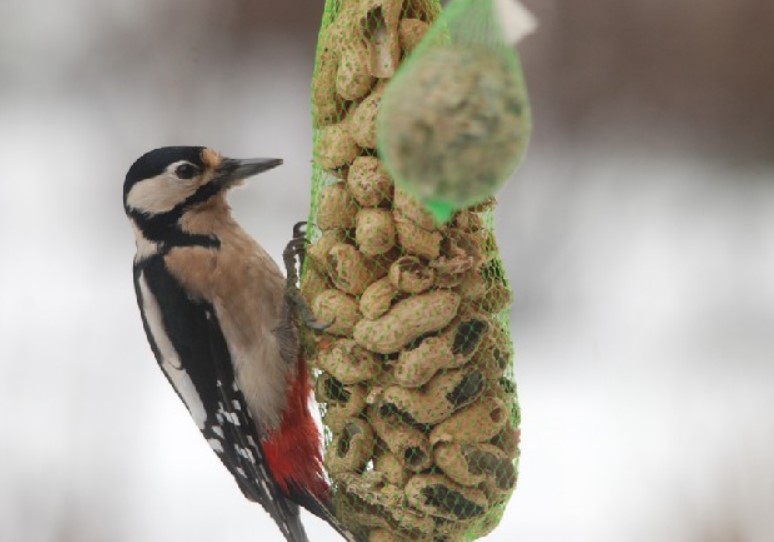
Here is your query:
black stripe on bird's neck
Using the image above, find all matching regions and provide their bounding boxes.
[131,209,220,251]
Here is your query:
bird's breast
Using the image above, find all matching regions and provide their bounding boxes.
[164,227,293,435]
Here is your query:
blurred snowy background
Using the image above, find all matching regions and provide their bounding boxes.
[1,1,773,541]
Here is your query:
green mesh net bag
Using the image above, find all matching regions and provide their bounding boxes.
[377,0,533,223]
[302,1,525,541]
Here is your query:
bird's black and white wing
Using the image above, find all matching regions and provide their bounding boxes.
[133,254,309,542]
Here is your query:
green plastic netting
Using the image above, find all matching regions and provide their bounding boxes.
[302,1,522,541]
[377,0,532,223]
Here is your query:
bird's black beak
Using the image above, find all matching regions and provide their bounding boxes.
[213,157,283,189]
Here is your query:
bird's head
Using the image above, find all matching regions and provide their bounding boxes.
[123,146,282,248]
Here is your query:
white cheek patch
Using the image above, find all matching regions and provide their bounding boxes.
[138,272,207,429]
[126,174,198,215]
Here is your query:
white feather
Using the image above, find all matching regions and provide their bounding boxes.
[131,222,159,260]
[138,272,207,429]
[207,438,224,452]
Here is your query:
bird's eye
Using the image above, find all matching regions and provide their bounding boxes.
[175,163,198,179]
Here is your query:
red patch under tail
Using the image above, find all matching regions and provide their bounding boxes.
[262,358,330,503]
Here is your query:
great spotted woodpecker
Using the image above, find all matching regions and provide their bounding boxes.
[123,146,356,542]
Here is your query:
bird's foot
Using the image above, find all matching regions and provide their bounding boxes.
[282,222,329,332]
[284,285,331,332]
[282,221,308,288]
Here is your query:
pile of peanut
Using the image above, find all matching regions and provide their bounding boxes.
[303,1,520,541]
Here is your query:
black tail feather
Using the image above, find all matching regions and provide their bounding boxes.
[287,483,366,542]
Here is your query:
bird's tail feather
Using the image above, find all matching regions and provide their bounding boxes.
[288,484,364,542]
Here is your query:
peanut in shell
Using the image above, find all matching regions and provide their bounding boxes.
[317,338,378,385]
[347,156,393,207]
[327,243,384,296]
[321,383,368,433]
[312,43,343,126]
[350,83,384,149]
[394,212,442,260]
[307,229,347,271]
[311,289,361,337]
[353,290,460,354]
[393,188,437,231]
[326,418,376,475]
[393,335,452,388]
[358,0,403,78]
[429,396,508,446]
[404,473,488,521]
[300,266,331,307]
[317,182,357,230]
[337,39,375,101]
[369,406,432,472]
[392,309,488,388]
[315,123,360,171]
[388,255,434,294]
[434,442,515,493]
[455,266,488,301]
[374,449,410,487]
[491,420,520,458]
[356,208,396,256]
[360,277,398,320]
[379,366,485,424]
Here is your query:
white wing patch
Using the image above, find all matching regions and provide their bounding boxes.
[138,272,208,429]
[235,445,256,463]
[218,405,241,426]
[208,438,224,452]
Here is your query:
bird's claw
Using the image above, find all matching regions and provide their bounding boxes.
[283,222,329,332]
[283,281,330,333]
[292,221,307,240]
[283,223,309,287]
[305,314,333,332]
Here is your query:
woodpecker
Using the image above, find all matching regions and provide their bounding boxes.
[123,146,356,542]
